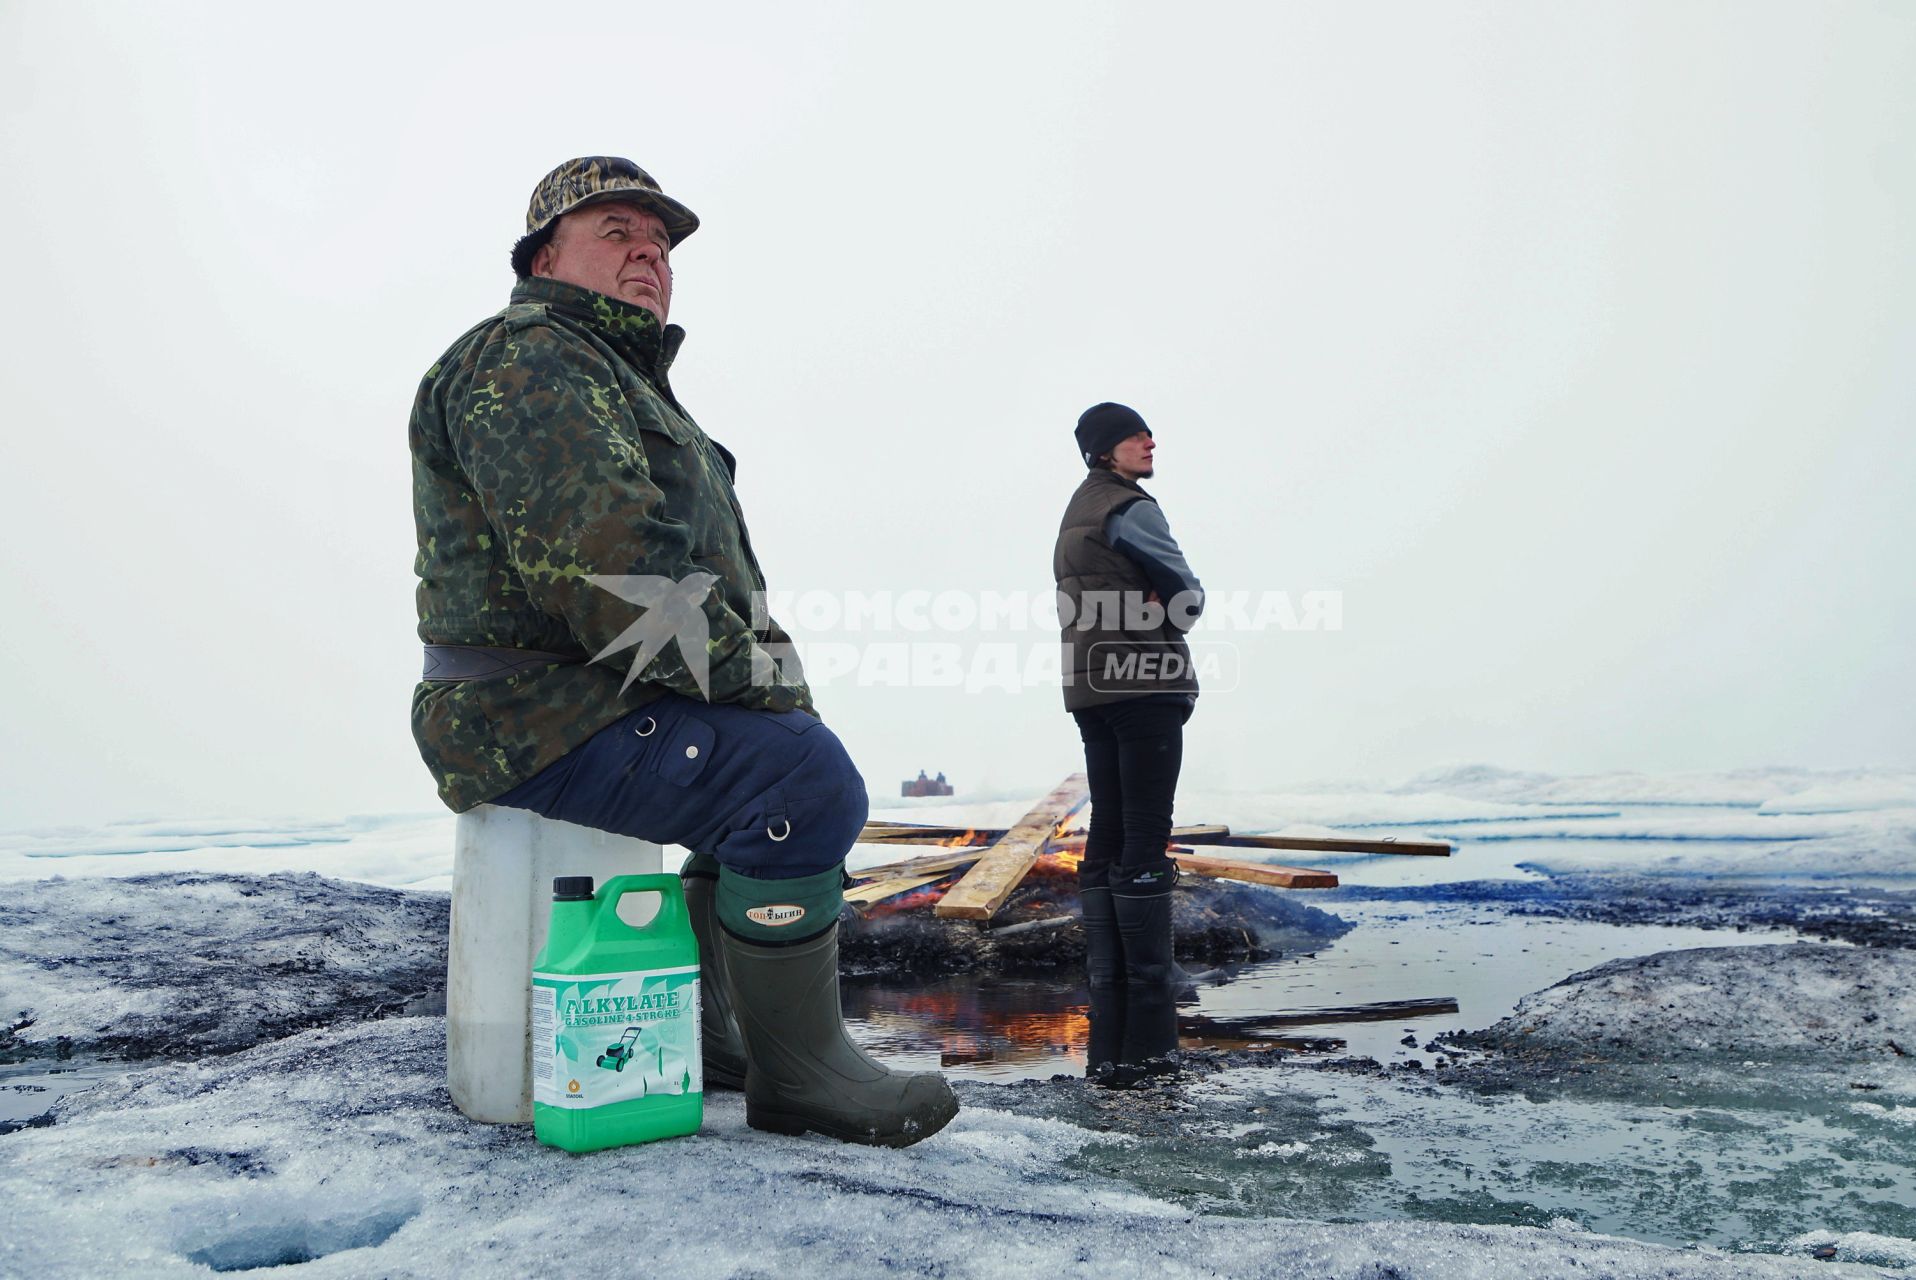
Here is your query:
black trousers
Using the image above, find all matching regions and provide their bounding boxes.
[1071,695,1193,892]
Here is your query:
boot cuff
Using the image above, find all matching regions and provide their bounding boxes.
[716,864,845,945]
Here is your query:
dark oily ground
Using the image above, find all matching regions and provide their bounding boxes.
[1327,874,1916,951]
[4,869,1912,1067]
[0,872,447,1065]
[1,868,1340,1066]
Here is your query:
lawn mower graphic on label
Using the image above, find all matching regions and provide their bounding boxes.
[595,1026,647,1072]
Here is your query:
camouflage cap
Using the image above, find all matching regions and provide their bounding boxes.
[510,157,700,277]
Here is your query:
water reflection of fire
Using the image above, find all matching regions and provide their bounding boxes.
[844,981,1093,1067]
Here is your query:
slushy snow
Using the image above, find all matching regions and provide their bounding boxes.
[0,1016,1892,1279]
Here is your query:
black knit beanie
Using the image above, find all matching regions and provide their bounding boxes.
[1074,402,1151,468]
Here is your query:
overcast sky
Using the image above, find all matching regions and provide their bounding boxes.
[2,1,1911,830]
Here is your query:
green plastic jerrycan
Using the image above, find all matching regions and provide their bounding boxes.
[531,873,703,1152]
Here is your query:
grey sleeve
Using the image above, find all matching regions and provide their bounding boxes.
[1106,500,1205,629]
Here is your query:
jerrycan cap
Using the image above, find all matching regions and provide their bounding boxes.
[551,876,596,901]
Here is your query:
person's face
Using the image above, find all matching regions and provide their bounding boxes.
[531,202,673,321]
[1108,430,1155,480]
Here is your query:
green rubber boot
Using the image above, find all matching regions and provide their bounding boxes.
[716,866,959,1147]
[680,854,748,1091]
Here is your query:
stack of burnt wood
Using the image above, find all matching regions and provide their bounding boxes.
[836,774,1450,979]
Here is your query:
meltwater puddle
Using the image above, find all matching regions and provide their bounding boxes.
[0,1060,124,1134]
[845,897,1916,1262]
[841,900,1786,1078]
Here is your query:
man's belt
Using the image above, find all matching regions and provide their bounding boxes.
[422,644,588,683]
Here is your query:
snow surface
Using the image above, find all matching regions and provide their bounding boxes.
[1174,770,1916,879]
[2,766,1911,887]
[5,765,1915,1278]
[1468,942,1916,1059]
[1794,1231,1916,1270]
[0,1017,1890,1279]
[0,813,459,889]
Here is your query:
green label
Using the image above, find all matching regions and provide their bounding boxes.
[532,966,702,1109]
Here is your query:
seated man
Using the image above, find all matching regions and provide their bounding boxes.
[408,157,956,1147]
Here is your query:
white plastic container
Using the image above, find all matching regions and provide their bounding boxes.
[446,804,665,1124]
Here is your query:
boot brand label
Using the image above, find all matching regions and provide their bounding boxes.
[745,904,807,927]
[532,965,702,1109]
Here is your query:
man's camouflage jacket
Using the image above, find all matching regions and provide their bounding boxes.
[409,276,813,812]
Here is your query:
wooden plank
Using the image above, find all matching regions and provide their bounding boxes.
[844,870,955,906]
[857,842,1340,892]
[1187,832,1452,858]
[1169,852,1339,889]
[856,832,995,847]
[860,823,979,837]
[862,822,1448,857]
[1182,997,1460,1035]
[848,848,988,884]
[985,916,1076,939]
[862,821,1224,845]
[934,775,1090,921]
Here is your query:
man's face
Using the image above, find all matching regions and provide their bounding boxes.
[1108,430,1155,480]
[531,202,673,321]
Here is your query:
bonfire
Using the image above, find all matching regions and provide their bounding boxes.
[837,774,1444,980]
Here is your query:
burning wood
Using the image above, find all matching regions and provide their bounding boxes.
[1031,837,1341,893]
[839,857,1354,979]
[844,870,957,907]
[934,775,1090,921]
[857,823,993,846]
[847,847,991,887]
[850,773,1461,918]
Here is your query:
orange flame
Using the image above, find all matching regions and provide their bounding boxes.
[1040,841,1084,872]
[1042,812,1088,871]
[865,883,950,915]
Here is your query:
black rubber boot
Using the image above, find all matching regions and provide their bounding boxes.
[680,856,749,1092]
[1112,875,1181,1074]
[720,921,960,1147]
[1079,885,1126,1081]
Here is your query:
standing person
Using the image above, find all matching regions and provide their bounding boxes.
[1054,402,1205,1083]
[408,157,957,1147]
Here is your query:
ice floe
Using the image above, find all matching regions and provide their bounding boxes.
[1467,942,1916,1059]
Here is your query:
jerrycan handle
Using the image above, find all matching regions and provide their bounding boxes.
[595,873,690,939]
